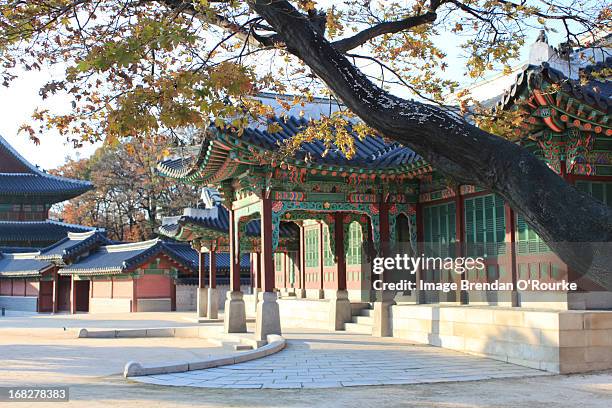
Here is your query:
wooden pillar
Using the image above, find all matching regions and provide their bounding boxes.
[505,203,519,307]
[171,280,176,312]
[209,249,217,289]
[198,251,206,289]
[455,189,467,304]
[256,252,262,289]
[132,277,138,312]
[335,213,347,291]
[260,198,275,293]
[228,208,241,292]
[415,202,424,304]
[52,271,58,314]
[318,221,325,297]
[299,224,306,297]
[255,197,281,340]
[70,275,76,314]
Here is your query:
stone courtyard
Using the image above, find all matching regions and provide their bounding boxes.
[2,312,610,408]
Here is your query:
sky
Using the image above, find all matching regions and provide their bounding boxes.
[0,2,579,171]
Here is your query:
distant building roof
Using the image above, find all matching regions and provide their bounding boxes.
[37,231,112,263]
[0,252,53,278]
[60,239,198,275]
[0,220,101,247]
[0,134,93,204]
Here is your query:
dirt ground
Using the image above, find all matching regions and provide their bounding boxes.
[1,370,611,408]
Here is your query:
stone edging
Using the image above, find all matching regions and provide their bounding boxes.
[123,334,285,378]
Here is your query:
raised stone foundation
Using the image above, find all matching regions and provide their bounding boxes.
[0,295,37,312]
[389,304,612,374]
[278,298,332,330]
[137,298,171,312]
[89,297,132,313]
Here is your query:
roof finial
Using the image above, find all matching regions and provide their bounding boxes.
[536,29,548,44]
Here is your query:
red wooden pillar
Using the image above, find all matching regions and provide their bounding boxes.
[415,202,425,303]
[379,201,391,290]
[171,280,176,312]
[260,198,275,293]
[455,188,467,303]
[70,275,76,314]
[229,208,242,292]
[335,213,347,291]
[52,271,58,314]
[318,221,325,296]
[198,251,206,289]
[132,278,138,312]
[299,224,306,296]
[504,203,519,306]
[256,252,262,289]
[209,249,217,289]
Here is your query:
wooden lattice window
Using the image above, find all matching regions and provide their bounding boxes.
[516,213,550,254]
[305,228,319,268]
[346,221,363,266]
[323,225,335,266]
[576,181,612,206]
[423,201,456,257]
[274,253,283,272]
[464,194,506,257]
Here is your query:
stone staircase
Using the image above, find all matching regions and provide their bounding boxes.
[344,303,373,335]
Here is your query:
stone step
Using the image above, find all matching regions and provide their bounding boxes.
[344,322,373,335]
[352,315,373,325]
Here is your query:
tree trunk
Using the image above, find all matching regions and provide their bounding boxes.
[250,0,612,289]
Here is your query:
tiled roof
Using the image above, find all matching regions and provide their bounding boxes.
[240,116,420,168]
[60,239,198,275]
[37,231,112,262]
[199,252,250,270]
[156,95,426,184]
[0,220,101,246]
[0,252,53,277]
[159,206,298,240]
[0,134,93,203]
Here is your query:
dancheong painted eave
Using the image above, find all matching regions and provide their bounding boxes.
[0,134,94,204]
[158,205,299,242]
[494,58,611,136]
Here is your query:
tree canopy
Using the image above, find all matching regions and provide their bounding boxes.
[0,0,611,285]
[52,137,200,241]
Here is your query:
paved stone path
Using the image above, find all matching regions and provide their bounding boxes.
[130,331,549,389]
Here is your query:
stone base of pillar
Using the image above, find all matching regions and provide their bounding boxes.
[207,288,219,319]
[299,288,306,299]
[252,287,259,314]
[372,299,395,337]
[317,289,325,299]
[255,292,281,341]
[197,287,208,318]
[224,291,246,333]
[329,290,351,331]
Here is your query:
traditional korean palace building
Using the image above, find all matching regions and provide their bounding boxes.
[0,135,251,314]
[157,37,612,373]
[0,134,100,249]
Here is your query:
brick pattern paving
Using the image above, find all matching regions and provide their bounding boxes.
[130,333,549,389]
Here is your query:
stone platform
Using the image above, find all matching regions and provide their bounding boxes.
[130,330,548,389]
